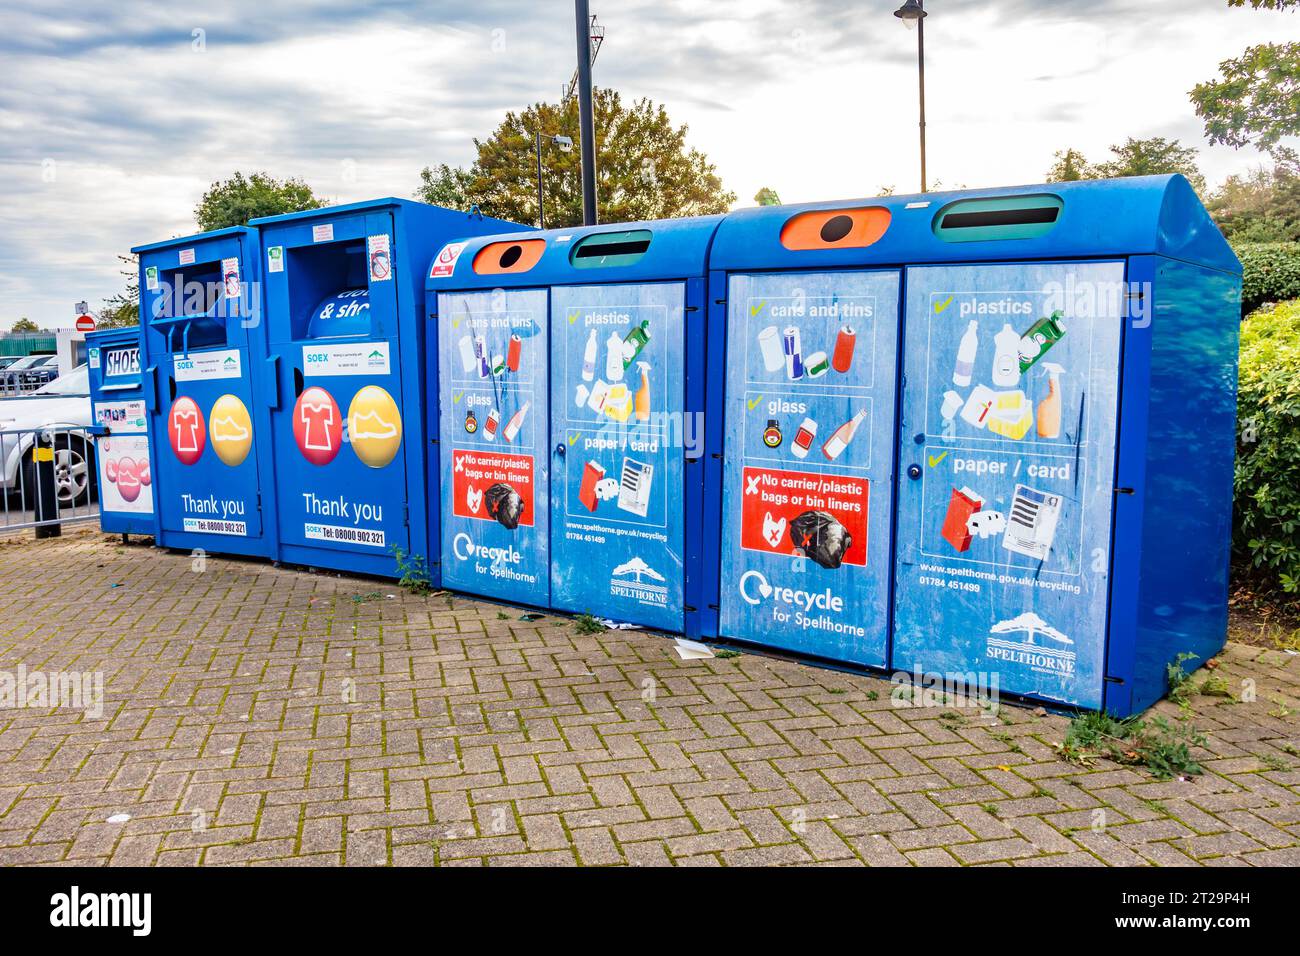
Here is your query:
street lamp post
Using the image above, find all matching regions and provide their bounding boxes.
[534,132,573,229]
[894,0,928,193]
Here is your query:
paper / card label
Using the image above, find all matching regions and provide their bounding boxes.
[312,223,334,243]
[174,348,242,382]
[367,234,392,282]
[178,248,196,265]
[268,246,284,273]
[302,341,390,377]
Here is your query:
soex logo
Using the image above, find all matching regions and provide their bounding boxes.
[452,532,521,566]
[739,570,842,613]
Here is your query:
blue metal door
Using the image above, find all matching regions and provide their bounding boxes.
[141,234,263,541]
[436,288,550,606]
[264,211,409,561]
[548,283,687,630]
[716,270,900,666]
[891,261,1125,708]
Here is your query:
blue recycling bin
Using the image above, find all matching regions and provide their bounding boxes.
[133,227,276,558]
[251,199,520,577]
[87,326,157,537]
[425,217,721,633]
[705,175,1241,716]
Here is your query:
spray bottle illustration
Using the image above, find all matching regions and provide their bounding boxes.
[634,362,651,422]
[1036,363,1065,439]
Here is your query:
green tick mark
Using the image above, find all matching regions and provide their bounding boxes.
[928,451,949,467]
[933,295,954,315]
[750,301,766,317]
[747,394,763,411]
[453,391,464,404]
[568,311,580,325]
[568,432,581,446]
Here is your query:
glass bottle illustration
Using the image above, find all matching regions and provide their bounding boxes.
[823,409,866,461]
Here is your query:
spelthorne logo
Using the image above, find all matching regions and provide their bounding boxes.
[451,532,521,566]
[50,886,151,936]
[738,570,843,614]
[609,556,668,607]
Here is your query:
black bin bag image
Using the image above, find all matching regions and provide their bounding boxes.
[486,482,525,530]
[789,510,852,570]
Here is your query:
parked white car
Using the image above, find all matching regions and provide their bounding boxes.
[0,365,96,506]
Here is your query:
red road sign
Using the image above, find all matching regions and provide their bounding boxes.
[75,314,96,333]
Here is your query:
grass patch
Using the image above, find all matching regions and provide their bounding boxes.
[1058,711,1206,780]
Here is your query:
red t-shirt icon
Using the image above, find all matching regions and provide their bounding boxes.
[293,386,342,465]
[168,397,206,465]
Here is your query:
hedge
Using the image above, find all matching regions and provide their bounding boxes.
[1234,299,1300,592]
[1234,242,1300,315]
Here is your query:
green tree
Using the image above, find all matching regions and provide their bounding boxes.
[1045,148,1092,182]
[1046,138,1206,194]
[1191,2,1298,156]
[1207,150,1300,242]
[754,187,781,206]
[96,255,140,329]
[10,317,39,333]
[195,172,324,231]
[416,90,737,227]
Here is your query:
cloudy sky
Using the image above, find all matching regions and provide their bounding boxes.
[0,0,1290,329]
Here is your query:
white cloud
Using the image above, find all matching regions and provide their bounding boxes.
[0,0,1293,328]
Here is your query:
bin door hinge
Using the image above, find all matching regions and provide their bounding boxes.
[707,603,719,611]
[1104,675,1125,684]
[256,493,262,512]
[684,604,698,613]
[1114,487,1135,496]
[714,298,726,305]
[404,505,410,527]
[684,305,699,313]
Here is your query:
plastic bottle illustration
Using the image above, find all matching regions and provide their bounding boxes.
[953,320,979,387]
[992,322,1021,387]
[502,402,529,443]
[634,362,651,422]
[581,329,598,382]
[622,320,651,367]
[823,409,867,461]
[605,331,624,382]
[1036,363,1065,439]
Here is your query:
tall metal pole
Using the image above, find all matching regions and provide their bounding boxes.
[574,0,598,225]
[917,5,927,193]
[535,130,546,229]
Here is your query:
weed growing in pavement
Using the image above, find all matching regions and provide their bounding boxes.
[389,546,432,596]
[1057,711,1206,780]
[573,612,604,635]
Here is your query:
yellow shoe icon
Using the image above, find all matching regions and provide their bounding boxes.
[209,394,252,467]
[348,385,402,468]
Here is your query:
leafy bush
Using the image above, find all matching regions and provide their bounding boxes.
[1233,242,1300,315]
[1234,300,1300,592]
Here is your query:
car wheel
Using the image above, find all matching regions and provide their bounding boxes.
[54,436,96,507]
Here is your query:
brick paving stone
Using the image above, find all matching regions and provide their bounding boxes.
[0,531,1295,867]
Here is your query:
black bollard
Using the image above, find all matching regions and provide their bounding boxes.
[33,431,61,539]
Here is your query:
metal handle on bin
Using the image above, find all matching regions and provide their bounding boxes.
[265,355,281,410]
[144,365,160,413]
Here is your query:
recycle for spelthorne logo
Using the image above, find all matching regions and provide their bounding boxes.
[609,556,668,607]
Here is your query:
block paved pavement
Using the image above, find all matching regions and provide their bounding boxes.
[0,530,1297,867]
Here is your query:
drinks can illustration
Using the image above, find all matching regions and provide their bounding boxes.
[783,327,804,380]
[474,335,489,378]
[791,417,817,459]
[491,354,506,376]
[832,325,856,373]
[507,334,522,372]
[484,409,500,440]
[457,335,477,374]
[757,326,783,372]
[805,350,830,378]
